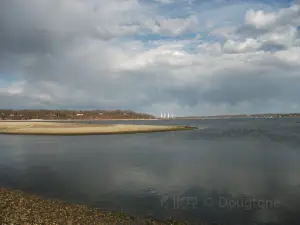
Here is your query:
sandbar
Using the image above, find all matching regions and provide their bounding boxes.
[0,121,196,135]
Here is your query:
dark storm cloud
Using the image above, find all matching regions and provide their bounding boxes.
[0,29,53,54]
[201,72,281,105]
[0,94,42,109]
[0,0,122,56]
[0,1,53,54]
[164,87,202,107]
[201,71,300,105]
[153,64,300,109]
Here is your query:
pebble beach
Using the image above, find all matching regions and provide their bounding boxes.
[0,188,186,224]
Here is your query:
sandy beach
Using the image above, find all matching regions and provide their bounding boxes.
[0,121,196,135]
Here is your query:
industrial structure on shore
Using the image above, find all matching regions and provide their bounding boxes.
[159,112,175,119]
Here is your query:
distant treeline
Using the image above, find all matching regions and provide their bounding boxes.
[179,113,300,119]
[0,109,155,120]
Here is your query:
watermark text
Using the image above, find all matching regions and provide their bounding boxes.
[160,194,281,210]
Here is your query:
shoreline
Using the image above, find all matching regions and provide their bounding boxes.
[0,188,184,224]
[0,119,160,122]
[0,121,196,135]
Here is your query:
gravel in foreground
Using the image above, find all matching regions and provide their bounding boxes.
[0,188,187,225]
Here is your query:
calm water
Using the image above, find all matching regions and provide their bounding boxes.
[1,119,300,224]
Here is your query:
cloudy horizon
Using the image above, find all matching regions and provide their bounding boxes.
[1,0,300,116]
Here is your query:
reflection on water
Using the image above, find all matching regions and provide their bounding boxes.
[1,119,300,224]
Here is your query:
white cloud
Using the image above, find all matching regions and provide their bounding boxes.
[153,0,174,4]
[221,25,298,53]
[210,26,237,39]
[274,47,300,68]
[1,0,300,116]
[245,4,300,29]
[198,42,222,55]
[259,25,297,47]
[223,38,261,53]
[245,9,277,29]
[0,81,25,95]
[144,15,198,36]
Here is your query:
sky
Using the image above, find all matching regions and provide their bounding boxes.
[0,0,300,116]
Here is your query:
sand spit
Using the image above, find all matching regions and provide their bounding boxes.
[0,188,186,224]
[0,121,196,135]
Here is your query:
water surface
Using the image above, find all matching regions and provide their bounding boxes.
[1,118,300,224]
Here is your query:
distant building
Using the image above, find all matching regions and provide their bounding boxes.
[76,113,84,116]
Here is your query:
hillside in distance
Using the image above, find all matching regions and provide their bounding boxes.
[177,113,300,119]
[0,109,155,120]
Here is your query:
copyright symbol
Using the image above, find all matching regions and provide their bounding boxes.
[203,197,214,207]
